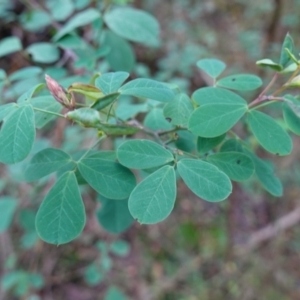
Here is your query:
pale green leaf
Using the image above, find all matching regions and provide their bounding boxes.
[0,103,18,122]
[78,152,136,199]
[35,172,86,245]
[144,107,173,130]
[217,74,262,91]
[24,148,74,182]
[177,159,232,202]
[47,0,74,21]
[26,43,60,63]
[119,78,174,102]
[0,197,18,233]
[163,93,193,127]
[0,105,35,164]
[280,33,294,67]
[117,139,174,169]
[247,110,292,155]
[256,59,282,71]
[207,152,254,181]
[95,72,129,94]
[104,7,160,46]
[196,58,226,78]
[0,37,22,57]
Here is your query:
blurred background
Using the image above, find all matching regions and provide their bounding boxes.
[1,0,300,299]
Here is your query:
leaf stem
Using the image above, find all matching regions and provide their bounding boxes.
[33,107,65,118]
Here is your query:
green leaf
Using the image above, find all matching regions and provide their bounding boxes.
[283,95,300,117]
[54,8,101,41]
[247,110,292,155]
[189,88,247,137]
[95,72,129,94]
[256,59,282,71]
[20,10,51,32]
[91,93,120,111]
[220,139,243,152]
[128,165,176,224]
[26,43,60,63]
[9,67,42,81]
[144,108,173,130]
[102,30,135,72]
[177,159,232,202]
[119,78,174,102]
[196,58,226,78]
[96,196,134,234]
[110,240,130,256]
[104,286,127,300]
[117,140,174,169]
[35,172,86,245]
[0,197,18,233]
[163,93,193,127]
[216,74,262,91]
[17,83,45,104]
[244,149,282,196]
[66,108,100,127]
[96,123,140,136]
[207,152,254,181]
[85,264,104,286]
[0,103,17,122]
[104,7,160,47]
[280,33,294,67]
[197,134,226,154]
[31,96,62,129]
[24,148,74,182]
[0,37,22,57]
[0,105,35,164]
[78,152,136,199]
[175,130,196,152]
[283,102,300,135]
[47,0,74,21]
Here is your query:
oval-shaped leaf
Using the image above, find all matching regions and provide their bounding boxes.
[128,165,176,224]
[197,134,226,154]
[283,102,300,135]
[0,197,18,233]
[96,196,134,234]
[216,74,262,91]
[103,30,135,72]
[104,7,160,46]
[78,152,136,199]
[24,148,74,182]
[35,172,86,245]
[177,159,232,202]
[117,140,174,169]
[144,108,173,130]
[0,105,35,164]
[26,43,60,63]
[247,110,292,155]
[244,149,282,196]
[256,59,282,71]
[95,72,129,95]
[280,33,294,67]
[188,103,247,137]
[54,8,101,40]
[207,152,254,181]
[163,93,193,127]
[0,37,22,58]
[196,58,226,78]
[220,139,243,152]
[119,78,174,102]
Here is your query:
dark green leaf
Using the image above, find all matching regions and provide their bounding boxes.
[35,172,86,245]
[128,165,176,224]
[207,152,254,181]
[196,58,226,78]
[95,72,129,94]
[119,78,174,103]
[24,148,74,182]
[197,134,226,154]
[247,110,292,155]
[0,105,35,164]
[117,139,174,169]
[91,93,120,111]
[177,159,232,202]
[104,7,160,46]
[283,102,300,135]
[96,196,134,234]
[163,93,193,127]
[78,152,136,199]
[220,139,243,152]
